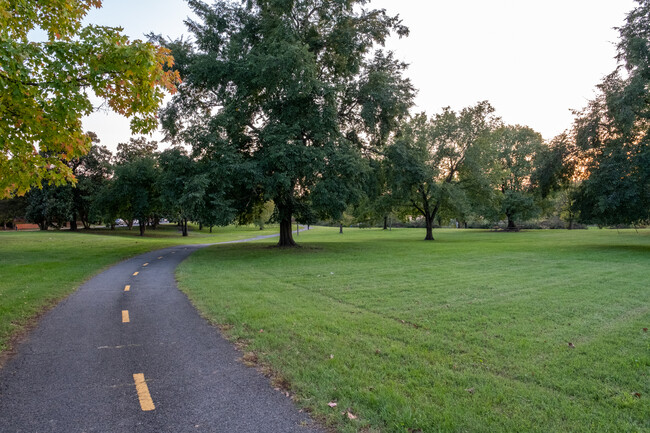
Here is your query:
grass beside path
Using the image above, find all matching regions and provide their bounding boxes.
[0,224,278,356]
[177,227,650,433]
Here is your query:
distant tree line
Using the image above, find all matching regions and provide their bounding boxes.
[1,0,647,244]
[1,135,236,236]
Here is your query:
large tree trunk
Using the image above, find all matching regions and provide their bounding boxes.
[278,216,296,247]
[383,215,388,230]
[418,193,439,241]
[139,221,145,236]
[182,218,188,237]
[339,223,343,234]
[80,210,89,229]
[70,211,78,231]
[277,199,297,247]
[424,214,435,241]
[423,202,439,241]
[506,214,517,230]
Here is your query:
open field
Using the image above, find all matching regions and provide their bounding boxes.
[0,224,278,354]
[177,227,650,433]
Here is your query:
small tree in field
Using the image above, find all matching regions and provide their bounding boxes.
[492,125,545,230]
[386,102,499,240]
[109,139,160,236]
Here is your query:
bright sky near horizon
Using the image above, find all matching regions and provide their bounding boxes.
[81,0,637,151]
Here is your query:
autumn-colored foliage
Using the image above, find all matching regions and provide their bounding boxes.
[0,0,180,197]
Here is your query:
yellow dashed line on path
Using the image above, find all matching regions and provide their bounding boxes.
[133,373,155,411]
[158,256,163,259]
[97,344,141,350]
[122,310,130,323]
[133,271,139,276]
[124,285,130,292]
[143,263,149,267]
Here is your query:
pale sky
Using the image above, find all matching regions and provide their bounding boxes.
[81,0,637,151]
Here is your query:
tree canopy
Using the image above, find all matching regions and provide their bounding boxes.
[0,0,179,197]
[386,102,499,240]
[572,0,650,225]
[159,0,414,246]
[492,125,545,229]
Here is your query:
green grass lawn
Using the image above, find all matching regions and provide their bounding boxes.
[0,224,278,354]
[177,227,650,433]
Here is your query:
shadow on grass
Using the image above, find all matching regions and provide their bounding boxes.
[584,244,650,254]
[81,225,187,239]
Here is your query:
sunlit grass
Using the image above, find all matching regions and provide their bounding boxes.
[177,227,650,433]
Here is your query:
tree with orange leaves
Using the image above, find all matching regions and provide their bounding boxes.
[0,0,180,197]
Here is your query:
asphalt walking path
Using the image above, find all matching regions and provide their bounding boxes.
[0,231,322,432]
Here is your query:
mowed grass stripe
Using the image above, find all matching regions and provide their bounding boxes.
[177,228,649,433]
[255,270,647,401]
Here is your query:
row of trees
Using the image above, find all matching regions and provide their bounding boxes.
[0,91,626,241]
[2,0,647,245]
[150,0,648,244]
[5,136,237,236]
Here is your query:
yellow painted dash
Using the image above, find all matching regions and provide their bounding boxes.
[142,263,149,267]
[124,285,130,292]
[133,271,139,276]
[133,373,155,411]
[122,310,130,323]
[158,256,163,259]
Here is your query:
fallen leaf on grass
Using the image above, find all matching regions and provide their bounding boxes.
[643,328,648,332]
[465,387,475,395]
[342,411,357,420]
[241,351,258,365]
[632,392,641,398]
[327,401,337,408]
[568,342,575,349]
[329,354,334,359]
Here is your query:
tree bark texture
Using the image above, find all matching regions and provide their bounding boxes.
[424,215,435,241]
[278,216,297,247]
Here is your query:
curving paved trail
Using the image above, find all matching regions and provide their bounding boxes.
[0,232,321,432]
